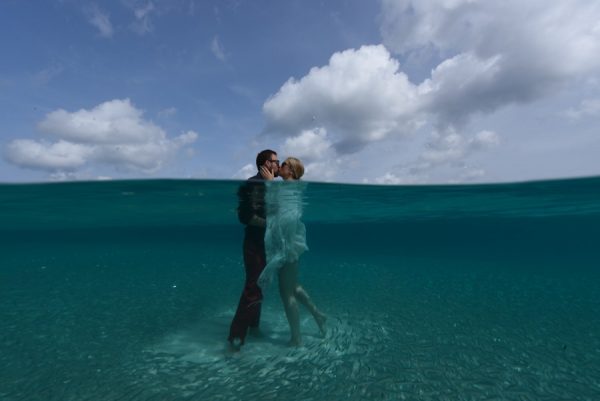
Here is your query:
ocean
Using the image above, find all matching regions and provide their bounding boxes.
[1,178,599,400]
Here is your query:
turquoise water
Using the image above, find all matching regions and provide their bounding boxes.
[1,178,599,400]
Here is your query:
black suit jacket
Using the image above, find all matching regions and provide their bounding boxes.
[237,173,266,236]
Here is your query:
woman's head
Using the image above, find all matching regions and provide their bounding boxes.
[280,157,304,180]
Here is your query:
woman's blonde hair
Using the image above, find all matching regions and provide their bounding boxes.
[285,157,304,179]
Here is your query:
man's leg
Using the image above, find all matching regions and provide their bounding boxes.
[228,234,265,345]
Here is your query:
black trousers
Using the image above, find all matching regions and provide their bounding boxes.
[228,232,266,344]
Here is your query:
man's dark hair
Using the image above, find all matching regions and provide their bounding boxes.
[256,149,277,169]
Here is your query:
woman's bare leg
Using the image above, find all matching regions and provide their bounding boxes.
[278,262,301,346]
[294,285,327,337]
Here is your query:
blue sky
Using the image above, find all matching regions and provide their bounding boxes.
[1,0,599,184]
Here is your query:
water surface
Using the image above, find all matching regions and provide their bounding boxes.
[1,178,599,400]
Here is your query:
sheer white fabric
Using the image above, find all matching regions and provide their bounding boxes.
[258,181,308,288]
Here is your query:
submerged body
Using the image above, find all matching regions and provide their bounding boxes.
[259,182,308,286]
[259,179,326,345]
[228,174,267,345]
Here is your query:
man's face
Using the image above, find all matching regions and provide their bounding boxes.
[266,154,280,176]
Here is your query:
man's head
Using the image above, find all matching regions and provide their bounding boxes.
[256,149,279,177]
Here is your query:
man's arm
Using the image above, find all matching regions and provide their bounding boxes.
[237,179,266,227]
[248,214,266,228]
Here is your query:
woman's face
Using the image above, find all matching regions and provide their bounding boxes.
[280,160,295,180]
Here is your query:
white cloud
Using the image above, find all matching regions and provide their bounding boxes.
[5,99,198,174]
[263,45,503,164]
[85,4,113,38]
[91,130,197,171]
[134,1,155,19]
[373,172,420,185]
[232,163,255,179]
[131,2,155,35]
[47,171,113,182]
[302,159,342,182]
[381,0,600,122]
[459,168,485,181]
[403,129,499,178]
[38,99,164,144]
[6,140,93,170]
[281,128,333,162]
[381,0,600,64]
[470,130,500,150]
[211,36,227,62]
[264,45,423,154]
[350,125,500,185]
[158,107,177,117]
[262,45,503,183]
[271,127,339,182]
[262,45,502,177]
[420,131,469,165]
[421,129,498,165]
[263,1,600,184]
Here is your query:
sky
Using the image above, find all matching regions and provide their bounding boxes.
[1,0,599,184]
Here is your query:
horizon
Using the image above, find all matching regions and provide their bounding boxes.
[2,173,599,188]
[1,0,599,185]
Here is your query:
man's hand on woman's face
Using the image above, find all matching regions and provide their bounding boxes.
[260,165,274,180]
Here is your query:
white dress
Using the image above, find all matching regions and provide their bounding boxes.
[258,181,308,287]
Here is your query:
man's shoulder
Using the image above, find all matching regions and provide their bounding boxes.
[247,173,264,182]
[238,173,264,195]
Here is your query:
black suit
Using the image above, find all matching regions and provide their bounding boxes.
[228,173,267,344]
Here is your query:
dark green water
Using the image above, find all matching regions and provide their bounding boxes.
[1,178,599,400]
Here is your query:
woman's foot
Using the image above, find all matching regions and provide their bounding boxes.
[288,338,302,347]
[315,312,327,337]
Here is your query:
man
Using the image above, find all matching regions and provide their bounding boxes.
[228,149,279,347]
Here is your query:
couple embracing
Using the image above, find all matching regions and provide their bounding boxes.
[228,149,326,349]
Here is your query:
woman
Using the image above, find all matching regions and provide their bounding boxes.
[258,157,326,346]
